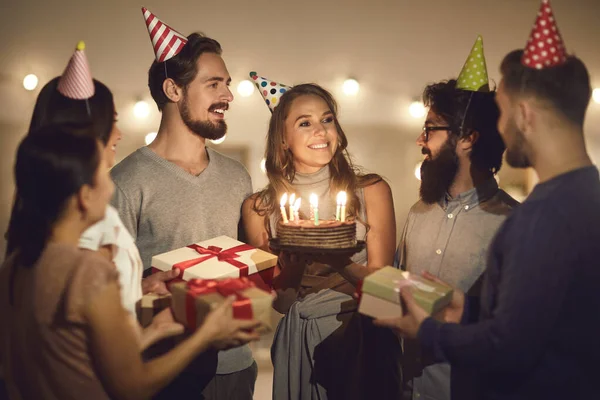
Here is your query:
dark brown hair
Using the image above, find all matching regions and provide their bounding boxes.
[7,125,101,267]
[423,79,505,174]
[500,49,591,127]
[29,77,115,145]
[148,32,222,110]
[5,78,114,257]
[253,83,381,229]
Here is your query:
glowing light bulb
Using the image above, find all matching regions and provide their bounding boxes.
[414,161,422,181]
[134,100,150,119]
[593,88,600,104]
[23,74,38,91]
[145,132,157,145]
[409,101,426,119]
[260,158,267,174]
[342,79,360,96]
[210,135,226,145]
[237,80,255,97]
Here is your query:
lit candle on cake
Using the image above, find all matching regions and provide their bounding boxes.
[289,193,296,222]
[310,193,319,226]
[280,193,289,223]
[339,191,347,222]
[336,191,344,221]
[293,198,301,222]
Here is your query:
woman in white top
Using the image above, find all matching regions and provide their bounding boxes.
[1,125,260,399]
[5,44,179,348]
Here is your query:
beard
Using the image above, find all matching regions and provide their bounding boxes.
[504,116,531,168]
[180,92,228,141]
[419,139,459,204]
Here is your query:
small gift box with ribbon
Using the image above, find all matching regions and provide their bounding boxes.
[151,236,278,290]
[136,293,172,328]
[170,277,273,334]
[358,266,453,319]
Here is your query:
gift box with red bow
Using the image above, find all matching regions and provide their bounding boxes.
[170,277,273,334]
[151,236,278,290]
[136,293,172,328]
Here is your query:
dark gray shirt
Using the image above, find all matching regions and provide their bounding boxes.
[395,178,518,400]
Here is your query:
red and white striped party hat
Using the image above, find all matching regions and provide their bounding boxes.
[249,72,291,112]
[142,7,188,62]
[57,41,95,100]
[521,0,567,70]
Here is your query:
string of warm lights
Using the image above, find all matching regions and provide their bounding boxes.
[21,73,600,157]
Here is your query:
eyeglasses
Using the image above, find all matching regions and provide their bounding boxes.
[421,126,451,142]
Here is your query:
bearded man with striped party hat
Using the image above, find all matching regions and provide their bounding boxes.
[393,34,518,400]
[379,1,600,399]
[110,7,258,400]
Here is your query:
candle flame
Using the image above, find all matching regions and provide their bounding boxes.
[289,193,296,206]
[294,198,301,210]
[280,193,288,207]
[309,193,318,207]
[337,191,347,206]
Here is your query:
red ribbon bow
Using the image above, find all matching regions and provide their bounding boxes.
[185,278,255,328]
[173,243,254,279]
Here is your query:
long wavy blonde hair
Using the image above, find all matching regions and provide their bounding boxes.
[252,83,381,232]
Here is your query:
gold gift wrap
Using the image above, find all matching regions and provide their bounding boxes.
[170,278,273,334]
[136,293,172,328]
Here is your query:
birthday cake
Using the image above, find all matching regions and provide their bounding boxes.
[277,219,357,249]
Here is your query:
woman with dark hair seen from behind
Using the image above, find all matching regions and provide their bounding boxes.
[243,77,402,399]
[0,43,261,399]
[0,125,261,400]
[5,42,183,349]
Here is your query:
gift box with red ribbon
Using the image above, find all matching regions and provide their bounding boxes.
[151,236,278,291]
[170,277,273,334]
[136,293,172,328]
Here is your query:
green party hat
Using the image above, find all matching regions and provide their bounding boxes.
[456,35,490,92]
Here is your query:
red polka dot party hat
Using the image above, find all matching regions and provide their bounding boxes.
[521,0,568,70]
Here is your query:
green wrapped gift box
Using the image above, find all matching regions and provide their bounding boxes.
[358,266,453,318]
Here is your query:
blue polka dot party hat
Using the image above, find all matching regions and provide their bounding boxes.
[249,71,291,112]
[456,35,490,92]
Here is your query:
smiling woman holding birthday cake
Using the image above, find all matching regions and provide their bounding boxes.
[242,76,402,399]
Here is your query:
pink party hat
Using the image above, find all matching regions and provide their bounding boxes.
[57,41,95,99]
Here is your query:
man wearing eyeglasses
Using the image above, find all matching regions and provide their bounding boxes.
[394,39,519,400]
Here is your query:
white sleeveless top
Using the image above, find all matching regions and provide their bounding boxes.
[79,205,143,315]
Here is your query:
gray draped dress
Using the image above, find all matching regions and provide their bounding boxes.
[270,167,402,400]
